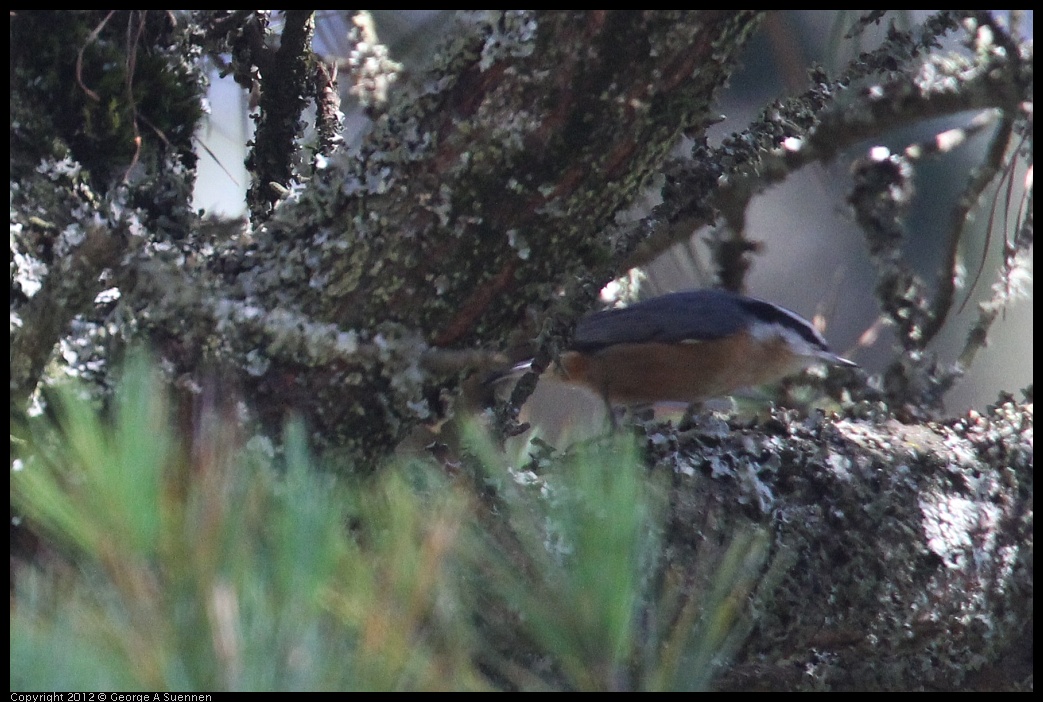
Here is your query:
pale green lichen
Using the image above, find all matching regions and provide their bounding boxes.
[644,393,1031,690]
[475,10,538,71]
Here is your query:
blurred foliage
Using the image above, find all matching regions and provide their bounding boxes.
[11,354,773,691]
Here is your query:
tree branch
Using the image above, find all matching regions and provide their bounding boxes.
[214,11,766,462]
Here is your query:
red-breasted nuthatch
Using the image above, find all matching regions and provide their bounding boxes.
[533,288,856,406]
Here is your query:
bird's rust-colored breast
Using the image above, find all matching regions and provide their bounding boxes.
[557,330,811,404]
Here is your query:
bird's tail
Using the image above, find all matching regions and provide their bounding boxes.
[484,358,536,386]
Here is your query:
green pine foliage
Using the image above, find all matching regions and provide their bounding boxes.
[11,355,769,691]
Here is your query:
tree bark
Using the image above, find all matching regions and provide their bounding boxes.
[10,11,1032,690]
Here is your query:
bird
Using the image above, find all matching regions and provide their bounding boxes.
[524,288,856,410]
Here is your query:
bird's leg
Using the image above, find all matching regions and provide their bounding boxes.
[602,392,620,432]
[679,401,705,430]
